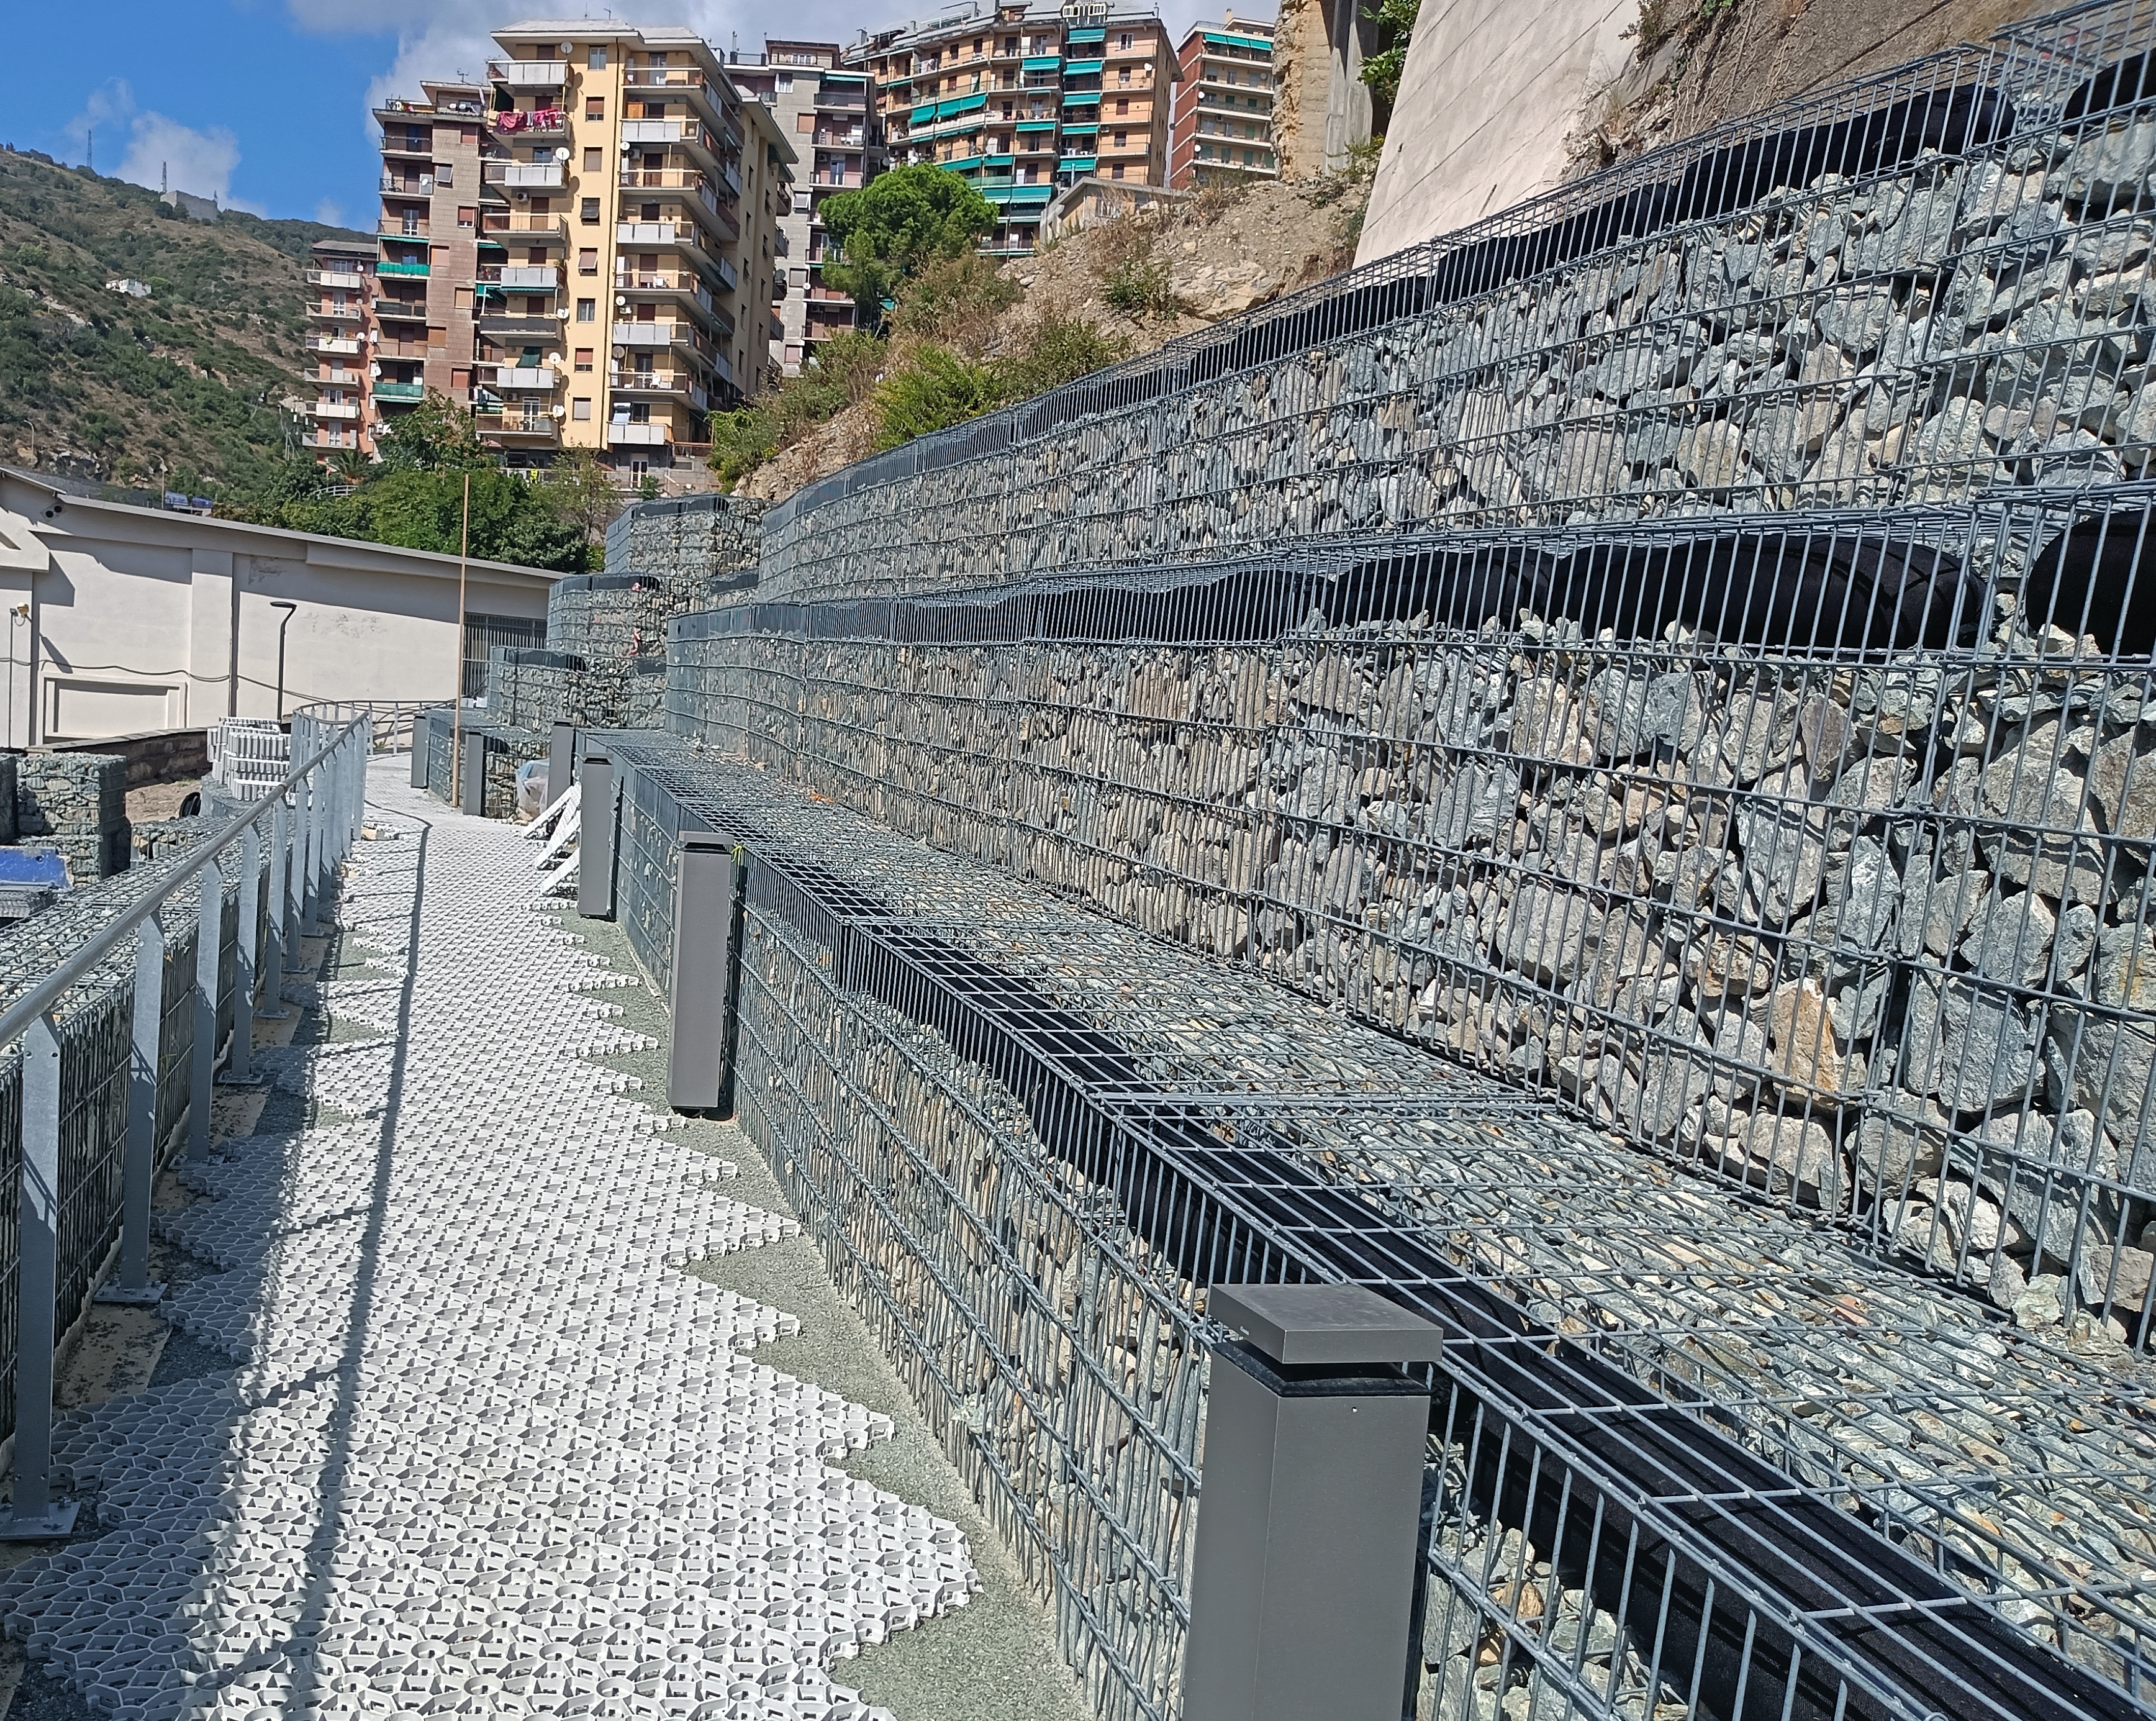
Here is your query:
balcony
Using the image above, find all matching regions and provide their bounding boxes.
[486,214,571,240]
[487,264,563,290]
[312,302,366,322]
[473,410,559,440]
[375,297,428,322]
[372,381,426,403]
[310,334,363,355]
[476,312,561,338]
[486,161,566,190]
[492,107,567,138]
[770,229,788,257]
[608,369,709,411]
[486,364,559,389]
[306,268,371,290]
[310,399,361,420]
[714,253,739,292]
[380,173,435,196]
[378,259,431,277]
[616,220,701,248]
[606,421,672,447]
[611,319,704,351]
[489,59,566,88]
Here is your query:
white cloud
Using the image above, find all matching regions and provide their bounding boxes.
[120,111,243,202]
[315,197,346,227]
[61,79,246,206]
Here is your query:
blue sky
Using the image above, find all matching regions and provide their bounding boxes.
[10,0,1221,227]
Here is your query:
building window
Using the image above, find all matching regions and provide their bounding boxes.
[794,192,812,214]
[434,161,453,184]
[1117,66,1131,85]
[1118,30,1133,47]
[578,247,598,273]
[588,47,607,69]
[572,397,592,420]
[530,196,551,214]
[586,97,605,120]
[574,348,594,371]
[580,197,600,223]
[583,147,603,171]
[457,206,476,229]
[1112,163,1125,179]
[1115,99,1128,116]
[576,298,596,321]
[1114,131,1126,147]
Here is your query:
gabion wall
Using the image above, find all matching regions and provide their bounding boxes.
[759,2,2156,602]
[674,491,2156,1345]
[16,752,130,880]
[602,491,767,587]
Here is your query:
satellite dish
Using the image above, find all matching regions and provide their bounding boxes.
[615,295,628,308]
[558,42,574,55]
[555,146,570,161]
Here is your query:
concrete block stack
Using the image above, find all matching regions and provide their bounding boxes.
[15,751,130,879]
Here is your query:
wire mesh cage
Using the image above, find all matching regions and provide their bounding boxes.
[593,732,2156,1721]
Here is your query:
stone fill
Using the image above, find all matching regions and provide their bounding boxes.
[0,761,979,1719]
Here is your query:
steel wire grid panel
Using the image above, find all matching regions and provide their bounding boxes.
[758,0,2156,603]
[0,848,248,1449]
[598,735,2156,1721]
[672,485,2156,1354]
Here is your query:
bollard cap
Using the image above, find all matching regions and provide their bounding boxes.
[1208,1283,1447,1368]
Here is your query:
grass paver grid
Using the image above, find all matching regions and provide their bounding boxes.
[0,761,989,1720]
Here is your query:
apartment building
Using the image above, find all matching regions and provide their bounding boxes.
[723,42,879,376]
[1169,14,1279,188]
[371,81,493,438]
[849,4,1174,256]
[304,237,377,456]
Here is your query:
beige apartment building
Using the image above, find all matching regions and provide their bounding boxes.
[480,20,795,482]
[723,41,879,376]
[848,4,1173,257]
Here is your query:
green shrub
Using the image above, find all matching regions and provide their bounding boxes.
[872,345,1003,449]
[1101,255,1179,320]
[1001,311,1123,397]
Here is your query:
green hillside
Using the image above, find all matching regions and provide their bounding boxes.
[0,147,368,496]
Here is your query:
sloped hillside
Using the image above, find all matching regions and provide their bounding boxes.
[0,148,366,494]
[737,171,1372,502]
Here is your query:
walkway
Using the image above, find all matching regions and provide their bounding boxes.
[0,764,990,1720]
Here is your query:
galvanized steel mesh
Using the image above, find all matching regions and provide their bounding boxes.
[760,0,2156,602]
[590,734,2156,1721]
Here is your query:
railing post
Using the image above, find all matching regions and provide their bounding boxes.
[186,859,224,1163]
[220,822,262,1087]
[261,796,291,1017]
[1182,1285,1443,1721]
[1,1009,81,1538]
[284,783,307,974]
[96,912,166,1309]
[300,766,322,937]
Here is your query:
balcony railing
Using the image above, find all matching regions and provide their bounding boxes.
[378,259,431,277]
[608,370,708,411]
[306,268,371,289]
[618,169,706,193]
[310,335,363,355]
[485,161,565,189]
[606,421,672,447]
[313,302,366,321]
[484,264,562,289]
[492,107,567,136]
[616,220,701,247]
[486,364,559,389]
[310,399,361,420]
[488,60,566,86]
[769,229,788,258]
[610,319,704,351]
[473,411,560,440]
[374,297,428,320]
[485,215,571,238]
[380,173,435,196]
[372,381,426,403]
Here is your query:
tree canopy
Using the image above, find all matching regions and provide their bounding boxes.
[820,165,998,327]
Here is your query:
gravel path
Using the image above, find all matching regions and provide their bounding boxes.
[0,762,982,1719]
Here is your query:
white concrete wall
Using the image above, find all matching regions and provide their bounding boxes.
[1355,0,1633,265]
[0,471,553,745]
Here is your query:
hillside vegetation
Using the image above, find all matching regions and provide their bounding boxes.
[0,148,361,496]
[722,165,1374,503]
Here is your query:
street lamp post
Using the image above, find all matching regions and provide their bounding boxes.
[271,602,297,723]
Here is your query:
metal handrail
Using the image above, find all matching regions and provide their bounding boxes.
[0,715,366,1053]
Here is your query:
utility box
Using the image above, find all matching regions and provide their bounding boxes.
[1182,1283,1444,1721]
[665,831,745,1112]
[576,748,617,919]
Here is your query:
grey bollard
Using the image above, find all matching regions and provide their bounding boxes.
[577,750,618,920]
[665,832,745,1112]
[458,728,487,816]
[410,714,430,788]
[548,721,579,806]
[1182,1284,1445,1721]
